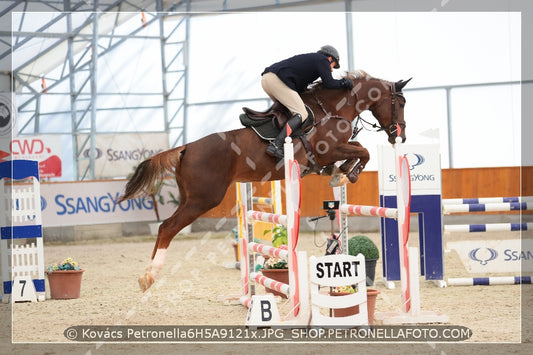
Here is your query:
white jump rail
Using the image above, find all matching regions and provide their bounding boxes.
[445,222,533,233]
[443,196,533,204]
[448,276,532,286]
[443,202,532,215]
[340,204,399,219]
[246,211,287,225]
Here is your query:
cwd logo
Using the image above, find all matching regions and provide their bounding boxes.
[469,247,498,265]
[405,153,425,170]
[10,138,49,155]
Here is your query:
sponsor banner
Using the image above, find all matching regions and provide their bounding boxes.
[0,135,63,178]
[378,144,441,196]
[76,133,168,179]
[40,180,177,227]
[446,239,533,273]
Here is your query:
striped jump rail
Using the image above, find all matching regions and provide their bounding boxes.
[340,204,398,219]
[448,276,532,286]
[250,272,290,296]
[252,197,274,205]
[443,196,533,205]
[248,242,288,259]
[444,222,533,233]
[246,210,287,225]
[443,202,532,215]
[239,270,292,308]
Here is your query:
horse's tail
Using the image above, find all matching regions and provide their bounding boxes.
[118,146,186,203]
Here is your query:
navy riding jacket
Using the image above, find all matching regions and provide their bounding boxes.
[262,52,346,93]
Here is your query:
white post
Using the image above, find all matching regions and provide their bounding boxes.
[394,137,410,313]
[284,137,298,318]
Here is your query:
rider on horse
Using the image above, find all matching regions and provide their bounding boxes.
[261,45,355,159]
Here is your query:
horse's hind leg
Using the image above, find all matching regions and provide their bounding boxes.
[139,174,231,292]
[138,203,207,292]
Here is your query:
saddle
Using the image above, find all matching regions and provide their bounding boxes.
[242,101,290,129]
[240,101,321,176]
[240,101,315,140]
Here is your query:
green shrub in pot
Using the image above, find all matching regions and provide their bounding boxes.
[348,235,379,260]
[348,235,379,286]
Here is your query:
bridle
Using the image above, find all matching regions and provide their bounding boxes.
[354,82,406,140]
[310,81,406,140]
[300,79,407,175]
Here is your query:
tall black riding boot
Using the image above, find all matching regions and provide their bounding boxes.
[266,114,303,159]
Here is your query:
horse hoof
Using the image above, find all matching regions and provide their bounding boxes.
[339,175,349,186]
[329,174,342,187]
[138,273,154,292]
[348,173,359,184]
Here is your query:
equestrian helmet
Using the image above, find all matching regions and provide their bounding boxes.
[318,45,340,68]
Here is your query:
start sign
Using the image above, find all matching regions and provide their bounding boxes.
[310,254,366,288]
[315,260,359,279]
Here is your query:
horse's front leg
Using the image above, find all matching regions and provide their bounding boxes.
[344,142,370,183]
[328,142,370,186]
[327,161,355,187]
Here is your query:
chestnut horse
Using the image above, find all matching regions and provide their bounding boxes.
[119,70,411,291]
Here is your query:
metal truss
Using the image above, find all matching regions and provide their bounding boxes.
[0,1,527,179]
[1,0,340,180]
[2,0,190,180]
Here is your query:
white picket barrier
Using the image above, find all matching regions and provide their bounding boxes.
[1,160,45,302]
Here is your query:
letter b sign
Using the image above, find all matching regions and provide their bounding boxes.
[245,294,281,326]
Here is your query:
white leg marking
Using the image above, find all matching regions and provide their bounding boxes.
[150,248,167,278]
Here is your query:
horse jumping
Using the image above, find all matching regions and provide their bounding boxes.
[118,71,411,291]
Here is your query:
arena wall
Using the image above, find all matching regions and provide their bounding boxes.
[42,166,533,241]
[202,166,533,218]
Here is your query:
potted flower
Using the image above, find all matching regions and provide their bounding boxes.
[259,255,289,298]
[347,235,381,324]
[329,284,380,325]
[348,235,380,286]
[266,225,287,248]
[330,285,358,317]
[46,257,84,299]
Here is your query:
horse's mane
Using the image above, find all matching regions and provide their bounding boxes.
[347,69,374,81]
[306,69,382,93]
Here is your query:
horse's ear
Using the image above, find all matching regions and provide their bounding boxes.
[396,77,412,91]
